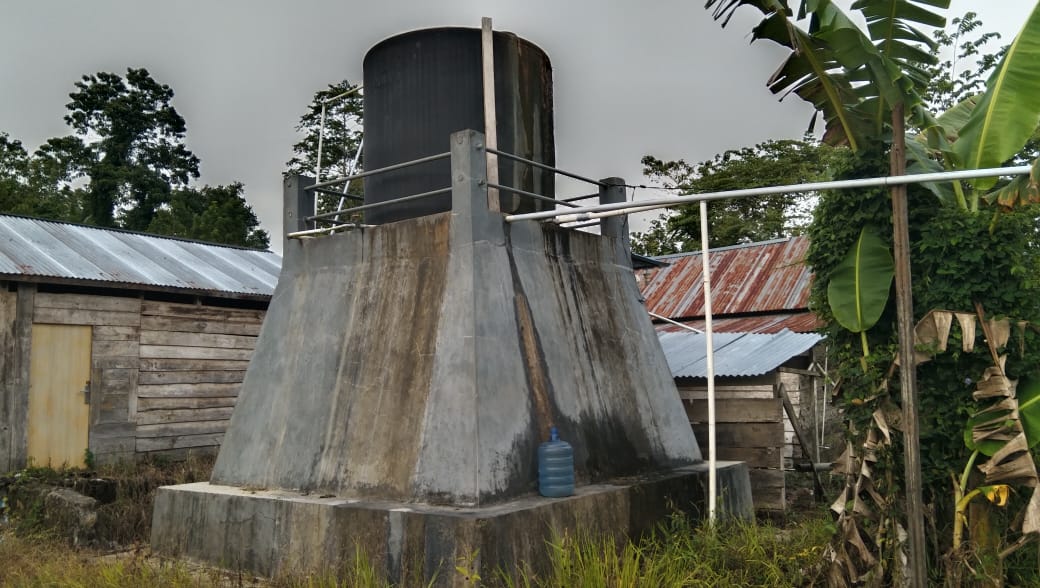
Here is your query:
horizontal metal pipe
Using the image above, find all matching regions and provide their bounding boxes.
[563,220,601,229]
[647,311,704,334]
[287,223,372,239]
[313,186,364,200]
[308,187,453,221]
[486,183,580,209]
[306,152,451,191]
[561,193,600,203]
[486,147,606,187]
[322,85,363,104]
[504,165,1033,223]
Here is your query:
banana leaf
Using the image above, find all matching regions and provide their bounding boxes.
[827,228,894,333]
[953,3,1040,191]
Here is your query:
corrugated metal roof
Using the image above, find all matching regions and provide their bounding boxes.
[657,328,823,379]
[656,312,821,335]
[640,236,813,323]
[0,215,280,298]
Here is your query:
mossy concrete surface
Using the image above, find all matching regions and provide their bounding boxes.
[151,461,751,585]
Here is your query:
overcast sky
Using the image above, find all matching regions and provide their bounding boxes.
[2,1,1035,252]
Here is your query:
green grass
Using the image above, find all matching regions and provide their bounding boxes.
[0,511,835,587]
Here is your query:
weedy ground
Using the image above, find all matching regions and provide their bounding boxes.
[0,459,836,587]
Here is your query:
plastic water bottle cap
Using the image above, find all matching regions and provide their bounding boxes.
[550,426,558,441]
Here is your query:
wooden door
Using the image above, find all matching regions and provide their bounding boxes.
[28,324,92,468]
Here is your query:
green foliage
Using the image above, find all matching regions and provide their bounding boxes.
[826,227,894,335]
[286,79,363,181]
[147,183,269,249]
[59,68,201,229]
[923,12,1005,113]
[638,139,845,250]
[952,3,1040,191]
[0,69,270,249]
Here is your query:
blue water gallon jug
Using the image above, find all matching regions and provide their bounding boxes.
[538,426,575,497]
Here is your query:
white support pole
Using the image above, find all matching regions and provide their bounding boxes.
[315,101,327,214]
[701,199,717,523]
[503,165,1033,224]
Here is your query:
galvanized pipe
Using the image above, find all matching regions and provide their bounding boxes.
[306,152,451,191]
[700,199,718,524]
[312,186,363,200]
[563,220,601,230]
[561,193,601,203]
[647,311,704,334]
[287,222,373,239]
[307,187,453,222]
[486,147,607,187]
[503,165,1033,223]
[485,183,580,208]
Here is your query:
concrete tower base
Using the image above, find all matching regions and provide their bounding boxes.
[151,462,752,584]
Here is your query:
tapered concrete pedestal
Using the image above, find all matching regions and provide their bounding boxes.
[151,131,752,584]
[152,462,751,584]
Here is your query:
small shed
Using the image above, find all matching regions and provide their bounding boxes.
[639,236,831,511]
[0,215,279,470]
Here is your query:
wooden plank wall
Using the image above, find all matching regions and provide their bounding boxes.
[0,283,34,471]
[27,292,264,464]
[679,377,786,511]
[135,301,261,457]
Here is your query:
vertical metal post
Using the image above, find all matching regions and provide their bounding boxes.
[449,130,496,244]
[598,178,631,267]
[283,174,315,253]
[481,17,500,213]
[891,104,927,587]
[700,200,718,523]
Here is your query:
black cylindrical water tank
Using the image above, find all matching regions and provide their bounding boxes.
[362,27,555,224]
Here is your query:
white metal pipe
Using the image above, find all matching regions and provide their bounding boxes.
[503,165,1033,224]
[321,85,363,104]
[647,311,704,334]
[286,223,372,238]
[315,101,327,214]
[701,199,718,523]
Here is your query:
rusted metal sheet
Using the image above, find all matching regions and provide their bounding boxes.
[0,215,280,298]
[658,328,822,379]
[656,313,821,334]
[640,237,815,328]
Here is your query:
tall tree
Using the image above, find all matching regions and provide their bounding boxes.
[286,79,363,181]
[147,182,270,249]
[635,139,846,253]
[0,132,85,221]
[60,68,200,229]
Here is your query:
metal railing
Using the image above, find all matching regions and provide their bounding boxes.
[287,130,622,239]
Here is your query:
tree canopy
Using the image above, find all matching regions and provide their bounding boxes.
[0,68,268,249]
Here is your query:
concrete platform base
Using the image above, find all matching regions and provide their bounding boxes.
[151,462,752,585]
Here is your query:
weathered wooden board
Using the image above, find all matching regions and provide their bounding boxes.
[94,357,141,370]
[749,468,786,511]
[92,340,139,358]
[93,326,140,341]
[693,422,785,449]
[90,422,136,456]
[139,330,256,350]
[141,301,264,323]
[34,307,139,327]
[140,315,261,336]
[136,382,241,398]
[138,370,246,385]
[137,396,237,412]
[136,433,225,452]
[713,445,784,469]
[139,345,253,361]
[684,398,782,424]
[136,407,235,426]
[97,394,130,424]
[678,387,775,401]
[138,358,250,372]
[135,419,230,439]
[35,292,141,313]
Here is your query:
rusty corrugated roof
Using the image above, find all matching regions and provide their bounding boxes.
[655,312,820,335]
[0,214,280,298]
[640,236,816,331]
